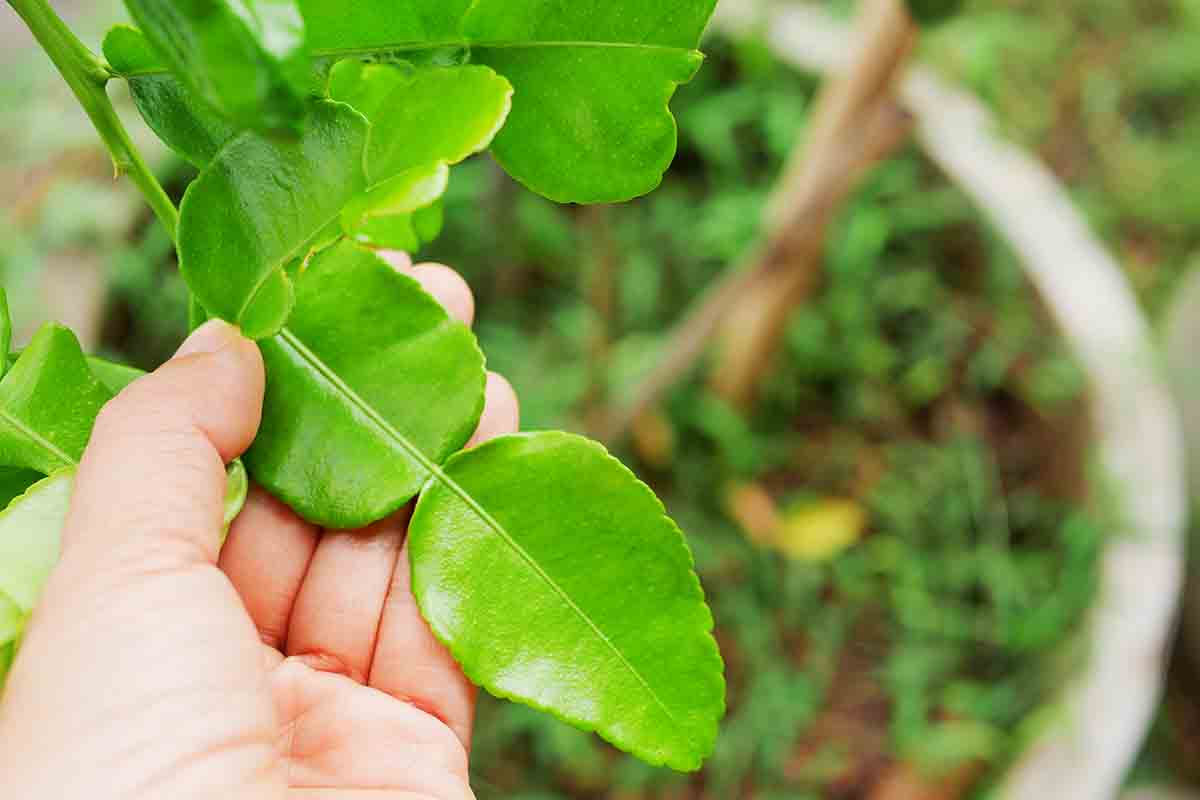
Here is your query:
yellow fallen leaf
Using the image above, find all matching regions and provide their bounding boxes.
[776,498,867,562]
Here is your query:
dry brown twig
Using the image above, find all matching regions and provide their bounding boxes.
[601,0,916,441]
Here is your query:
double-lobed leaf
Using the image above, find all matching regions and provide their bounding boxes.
[121,0,311,131]
[178,100,369,339]
[201,239,725,765]
[247,240,486,527]
[180,62,511,329]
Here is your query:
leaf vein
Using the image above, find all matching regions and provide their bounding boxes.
[274,328,682,731]
[0,408,74,468]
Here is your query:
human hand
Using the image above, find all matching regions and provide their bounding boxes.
[0,256,516,799]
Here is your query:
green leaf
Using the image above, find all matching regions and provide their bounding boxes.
[328,60,512,182]
[86,356,144,394]
[121,0,310,130]
[340,162,448,248]
[0,470,72,618]
[298,1,714,202]
[462,0,715,202]
[104,26,239,167]
[178,100,369,339]
[409,431,724,771]
[246,240,485,527]
[299,0,471,51]
[328,60,510,248]
[0,326,113,475]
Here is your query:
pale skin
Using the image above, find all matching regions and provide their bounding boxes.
[0,255,511,799]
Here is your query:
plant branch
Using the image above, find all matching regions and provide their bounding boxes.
[601,0,915,441]
[7,0,179,241]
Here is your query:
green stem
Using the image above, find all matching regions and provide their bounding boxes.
[7,0,179,242]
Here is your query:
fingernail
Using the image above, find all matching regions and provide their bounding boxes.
[174,319,240,359]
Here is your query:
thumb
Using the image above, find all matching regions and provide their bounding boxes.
[61,319,265,570]
[0,323,269,795]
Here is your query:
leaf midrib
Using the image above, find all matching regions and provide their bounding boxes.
[113,39,698,78]
[275,328,684,733]
[0,407,74,469]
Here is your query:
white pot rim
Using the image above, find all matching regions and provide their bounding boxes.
[711,4,1188,797]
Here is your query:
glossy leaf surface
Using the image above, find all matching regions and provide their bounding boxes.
[328,61,510,248]
[178,100,368,339]
[0,326,113,475]
[410,431,724,770]
[104,26,239,166]
[288,0,714,202]
[246,241,485,527]
[463,0,714,202]
[121,0,310,130]
[299,0,471,50]
[328,60,512,182]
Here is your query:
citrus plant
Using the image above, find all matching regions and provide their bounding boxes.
[0,0,725,771]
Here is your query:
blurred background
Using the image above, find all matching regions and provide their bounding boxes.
[5,0,1200,797]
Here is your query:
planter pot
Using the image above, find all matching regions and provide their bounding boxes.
[713,3,1188,797]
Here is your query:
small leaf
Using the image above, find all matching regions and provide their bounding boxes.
[104,26,239,167]
[409,431,724,771]
[0,326,113,475]
[327,60,509,249]
[121,0,311,130]
[246,240,485,527]
[0,470,72,618]
[463,0,715,202]
[340,162,448,248]
[178,100,369,339]
[328,61,512,182]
